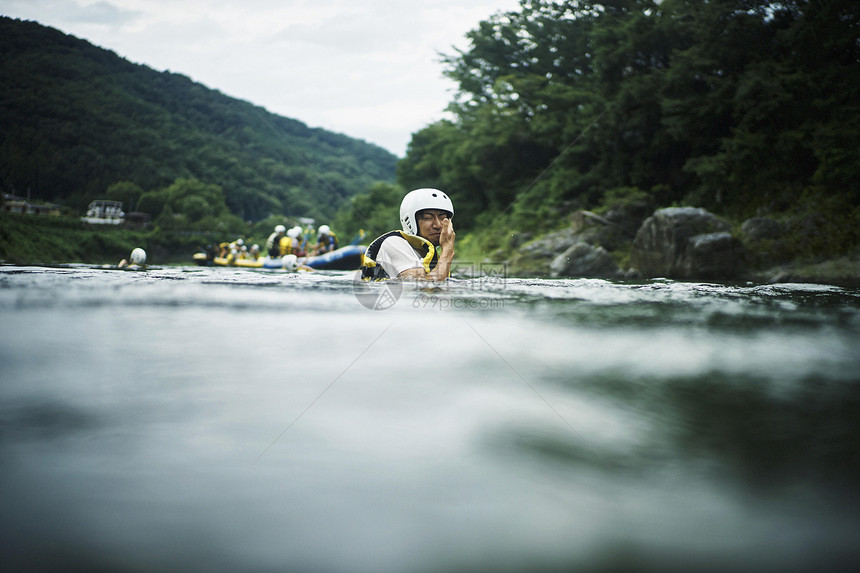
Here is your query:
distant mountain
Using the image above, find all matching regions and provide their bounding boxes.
[0,16,398,221]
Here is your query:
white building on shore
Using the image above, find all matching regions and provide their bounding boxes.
[81,200,124,225]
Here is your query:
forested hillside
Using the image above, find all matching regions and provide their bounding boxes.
[0,17,397,222]
[378,0,858,257]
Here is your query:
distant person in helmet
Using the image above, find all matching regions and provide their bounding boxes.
[287,226,307,256]
[269,225,305,257]
[227,238,244,264]
[266,225,287,258]
[281,254,314,272]
[311,224,338,255]
[118,247,147,269]
[360,188,455,281]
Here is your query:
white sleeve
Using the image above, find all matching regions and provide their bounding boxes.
[375,236,424,277]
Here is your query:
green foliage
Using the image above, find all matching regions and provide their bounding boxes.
[783,187,860,260]
[0,17,397,222]
[0,211,236,264]
[136,189,169,217]
[397,0,859,261]
[146,178,249,234]
[332,181,404,241]
[249,215,292,239]
[105,181,144,211]
[162,178,229,222]
[594,187,650,214]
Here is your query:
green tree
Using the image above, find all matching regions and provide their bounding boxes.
[179,195,212,222]
[333,181,404,240]
[105,181,144,211]
[164,178,228,216]
[401,0,859,239]
[136,188,170,217]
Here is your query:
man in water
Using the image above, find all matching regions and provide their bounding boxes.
[118,247,147,269]
[359,188,455,281]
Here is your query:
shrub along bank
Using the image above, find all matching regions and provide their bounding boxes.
[0,213,222,265]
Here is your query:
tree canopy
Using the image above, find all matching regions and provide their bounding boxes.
[393,0,859,235]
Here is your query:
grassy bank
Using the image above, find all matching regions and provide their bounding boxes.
[0,213,225,265]
[4,212,858,286]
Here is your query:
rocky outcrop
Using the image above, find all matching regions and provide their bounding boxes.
[504,204,856,284]
[509,199,653,278]
[738,215,793,268]
[508,227,579,276]
[629,207,746,280]
[568,198,654,253]
[549,242,621,278]
[740,217,784,242]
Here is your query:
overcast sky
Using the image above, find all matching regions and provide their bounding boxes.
[1,0,524,157]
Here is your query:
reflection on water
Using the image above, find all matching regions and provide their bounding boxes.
[1,265,859,572]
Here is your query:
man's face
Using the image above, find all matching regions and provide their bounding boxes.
[416,209,451,245]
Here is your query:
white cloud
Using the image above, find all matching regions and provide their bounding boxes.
[0,0,523,155]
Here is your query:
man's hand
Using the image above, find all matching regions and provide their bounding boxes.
[439,219,455,259]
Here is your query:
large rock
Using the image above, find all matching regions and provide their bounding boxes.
[740,217,784,241]
[630,207,746,280]
[508,228,580,276]
[550,241,622,278]
[682,232,745,278]
[568,199,653,254]
[739,216,793,267]
[602,197,655,239]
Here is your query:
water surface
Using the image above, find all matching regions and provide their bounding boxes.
[1,264,859,571]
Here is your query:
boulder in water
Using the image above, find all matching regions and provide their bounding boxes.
[550,241,622,278]
[630,207,746,280]
[740,217,784,241]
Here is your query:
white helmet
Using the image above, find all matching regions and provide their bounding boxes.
[275,224,286,234]
[130,248,147,265]
[318,225,330,236]
[399,188,453,235]
[288,226,301,239]
[282,254,298,271]
[236,238,244,246]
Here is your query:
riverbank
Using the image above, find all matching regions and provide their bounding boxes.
[456,243,860,287]
[0,212,220,265]
[455,200,860,288]
[4,211,859,286]
[752,256,860,288]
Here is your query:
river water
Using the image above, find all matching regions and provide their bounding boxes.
[1,264,859,572]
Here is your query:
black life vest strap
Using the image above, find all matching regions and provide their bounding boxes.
[360,230,437,280]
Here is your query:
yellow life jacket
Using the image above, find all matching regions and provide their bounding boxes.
[360,230,438,280]
[278,236,297,255]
